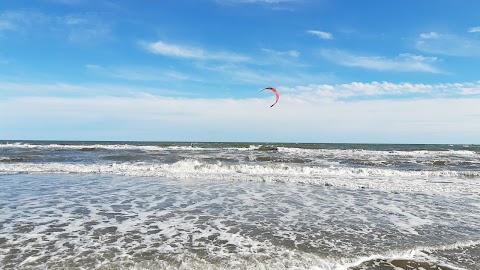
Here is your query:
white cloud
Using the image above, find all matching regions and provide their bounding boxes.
[2,80,480,142]
[143,40,250,62]
[64,16,89,25]
[0,11,42,33]
[0,20,14,31]
[144,41,205,58]
[0,10,111,42]
[307,30,333,40]
[419,32,440,39]
[0,81,178,97]
[59,14,112,43]
[216,0,297,4]
[261,48,300,57]
[1,92,479,143]
[199,63,288,84]
[85,64,194,82]
[284,81,480,101]
[416,32,480,57]
[468,27,480,33]
[257,48,309,69]
[320,49,442,73]
[198,62,334,86]
[47,0,85,4]
[246,0,294,2]
[5,80,480,104]
[289,51,300,57]
[0,81,91,95]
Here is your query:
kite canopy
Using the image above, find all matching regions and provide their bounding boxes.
[262,87,279,107]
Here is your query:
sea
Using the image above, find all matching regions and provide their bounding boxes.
[0,141,479,270]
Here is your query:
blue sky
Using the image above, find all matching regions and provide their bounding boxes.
[1,0,480,143]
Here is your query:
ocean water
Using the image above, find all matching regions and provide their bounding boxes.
[0,141,479,269]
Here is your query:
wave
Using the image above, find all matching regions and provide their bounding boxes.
[2,142,478,155]
[0,142,261,153]
[2,159,480,177]
[278,146,479,159]
[0,142,177,151]
[344,240,480,270]
[1,160,479,193]
[0,156,37,162]
[102,253,467,270]
[3,142,479,171]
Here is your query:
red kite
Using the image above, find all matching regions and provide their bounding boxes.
[262,87,279,107]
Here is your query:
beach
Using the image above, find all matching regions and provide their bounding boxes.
[1,141,479,269]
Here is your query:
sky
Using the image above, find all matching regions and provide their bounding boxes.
[1,0,480,143]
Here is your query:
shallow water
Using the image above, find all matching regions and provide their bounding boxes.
[1,173,479,269]
[1,141,479,269]
[1,141,480,195]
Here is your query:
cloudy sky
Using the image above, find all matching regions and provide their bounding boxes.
[1,0,480,143]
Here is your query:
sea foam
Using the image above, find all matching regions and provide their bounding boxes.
[0,159,479,194]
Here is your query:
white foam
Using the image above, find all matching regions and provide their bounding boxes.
[0,142,266,153]
[278,146,478,157]
[0,160,479,194]
[278,147,480,167]
[2,142,478,158]
[0,142,210,152]
[1,172,479,270]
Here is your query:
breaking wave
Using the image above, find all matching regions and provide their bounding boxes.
[1,159,479,193]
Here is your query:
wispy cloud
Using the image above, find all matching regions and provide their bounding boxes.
[61,14,112,43]
[216,0,298,4]
[257,48,310,69]
[85,64,194,82]
[143,40,250,62]
[416,32,480,57]
[320,49,442,73]
[468,26,480,33]
[214,0,301,11]
[0,81,179,98]
[3,79,480,102]
[0,20,14,31]
[0,11,44,33]
[261,48,299,58]
[0,81,97,96]
[2,83,480,143]
[197,59,335,86]
[0,10,112,42]
[243,0,295,2]
[144,41,204,58]
[284,81,480,101]
[307,30,333,40]
[46,0,85,4]
[419,32,441,39]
